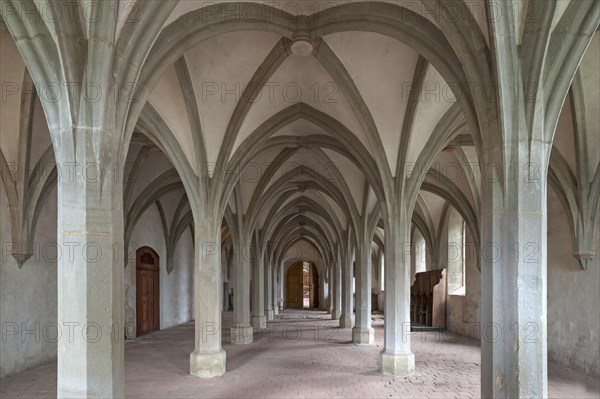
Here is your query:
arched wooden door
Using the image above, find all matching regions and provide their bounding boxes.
[136,247,160,335]
[285,262,304,308]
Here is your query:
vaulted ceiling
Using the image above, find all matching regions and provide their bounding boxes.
[0,1,598,273]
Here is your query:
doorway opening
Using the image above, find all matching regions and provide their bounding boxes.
[286,261,319,309]
[136,247,160,336]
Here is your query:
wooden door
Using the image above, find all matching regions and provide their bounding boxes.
[285,262,303,308]
[136,247,160,336]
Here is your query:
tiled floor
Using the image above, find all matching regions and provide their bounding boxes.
[1,310,598,398]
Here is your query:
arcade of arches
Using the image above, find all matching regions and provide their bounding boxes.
[0,1,599,398]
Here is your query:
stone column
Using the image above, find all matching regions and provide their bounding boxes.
[326,266,333,314]
[331,257,342,320]
[273,264,279,315]
[231,243,253,344]
[339,250,354,328]
[279,262,285,309]
[190,217,226,377]
[251,241,266,329]
[353,229,374,344]
[475,0,581,394]
[380,208,414,376]
[264,260,274,320]
[480,146,550,398]
[56,151,124,398]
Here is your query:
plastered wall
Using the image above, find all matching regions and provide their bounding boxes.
[546,188,600,376]
[0,185,57,379]
[125,205,194,336]
[444,191,600,376]
[445,225,481,339]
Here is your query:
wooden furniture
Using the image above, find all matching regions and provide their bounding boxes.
[410,269,446,328]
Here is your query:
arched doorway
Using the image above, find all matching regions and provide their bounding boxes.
[136,247,160,335]
[286,262,319,309]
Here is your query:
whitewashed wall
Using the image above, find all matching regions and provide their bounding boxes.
[0,185,57,378]
[125,205,194,336]
[444,190,600,376]
[1,186,195,378]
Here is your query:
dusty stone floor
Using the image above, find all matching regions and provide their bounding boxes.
[1,310,599,398]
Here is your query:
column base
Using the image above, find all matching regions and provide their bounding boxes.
[380,351,415,377]
[352,326,374,345]
[230,325,253,344]
[326,308,332,315]
[339,314,353,328]
[273,306,279,316]
[190,349,226,378]
[331,309,341,320]
[251,315,267,329]
[265,309,274,321]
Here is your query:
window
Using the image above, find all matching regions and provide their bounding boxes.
[447,207,466,296]
[414,229,427,275]
[379,254,385,291]
[352,261,356,294]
